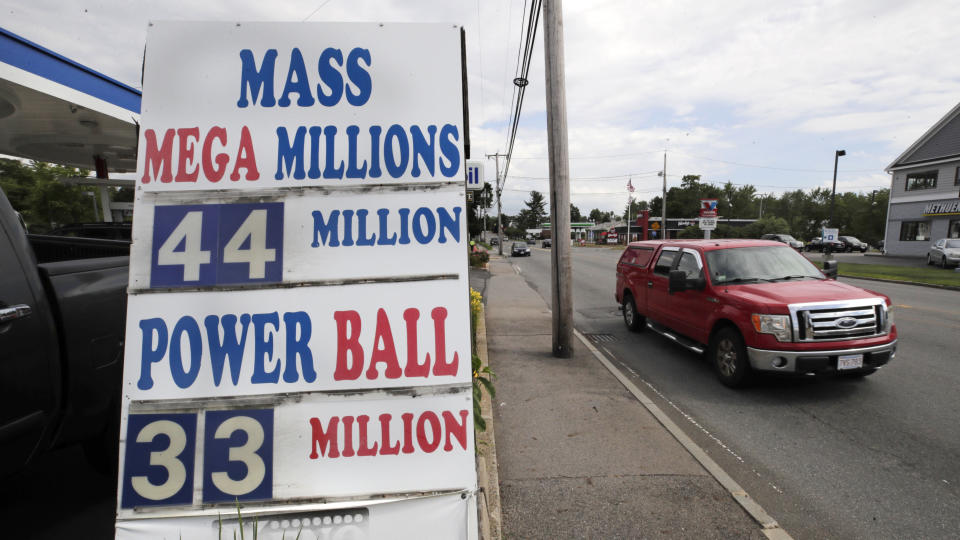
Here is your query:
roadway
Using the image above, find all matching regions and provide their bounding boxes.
[508,245,960,539]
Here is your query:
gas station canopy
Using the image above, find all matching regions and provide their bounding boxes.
[0,26,140,172]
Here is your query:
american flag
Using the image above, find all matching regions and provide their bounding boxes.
[627,178,635,193]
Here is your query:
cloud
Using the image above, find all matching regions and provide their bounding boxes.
[3,0,958,217]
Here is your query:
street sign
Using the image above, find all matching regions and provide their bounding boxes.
[118,22,475,539]
[699,217,717,231]
[822,227,839,241]
[651,221,660,230]
[465,160,483,191]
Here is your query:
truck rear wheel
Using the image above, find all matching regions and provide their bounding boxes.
[622,294,644,332]
[709,327,752,388]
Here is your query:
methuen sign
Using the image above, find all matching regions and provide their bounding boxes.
[115,22,476,539]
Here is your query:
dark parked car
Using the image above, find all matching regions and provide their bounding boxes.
[490,237,499,246]
[50,222,132,241]
[838,236,868,253]
[927,238,960,268]
[760,233,803,250]
[542,238,552,248]
[804,237,844,252]
[511,241,531,256]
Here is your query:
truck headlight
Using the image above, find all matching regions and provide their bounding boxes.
[886,304,894,330]
[751,314,792,342]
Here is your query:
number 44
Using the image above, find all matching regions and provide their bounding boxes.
[157,209,277,281]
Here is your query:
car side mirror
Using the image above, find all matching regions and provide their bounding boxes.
[668,270,687,293]
[823,260,838,279]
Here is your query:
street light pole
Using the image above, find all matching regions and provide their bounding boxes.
[660,150,667,239]
[829,149,846,227]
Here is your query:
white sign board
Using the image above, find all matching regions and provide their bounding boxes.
[465,160,483,191]
[117,21,474,539]
[116,492,476,540]
[822,227,839,242]
[699,217,717,231]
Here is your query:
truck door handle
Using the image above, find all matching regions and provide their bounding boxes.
[0,304,32,323]
[647,281,653,288]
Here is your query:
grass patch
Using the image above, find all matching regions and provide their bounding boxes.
[838,262,960,287]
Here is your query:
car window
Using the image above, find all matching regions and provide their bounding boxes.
[620,249,637,265]
[676,252,702,279]
[706,246,823,283]
[946,240,960,248]
[634,247,654,267]
[653,250,677,275]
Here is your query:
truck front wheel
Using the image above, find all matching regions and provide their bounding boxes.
[709,327,752,387]
[622,294,644,332]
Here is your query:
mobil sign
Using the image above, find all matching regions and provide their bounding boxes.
[116,22,477,539]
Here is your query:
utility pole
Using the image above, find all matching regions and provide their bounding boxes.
[543,0,573,358]
[487,152,507,255]
[661,151,667,239]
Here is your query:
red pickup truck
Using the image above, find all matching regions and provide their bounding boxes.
[615,239,897,387]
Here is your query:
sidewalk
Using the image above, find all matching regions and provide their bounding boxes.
[474,255,777,539]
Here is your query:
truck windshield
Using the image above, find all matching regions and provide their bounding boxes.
[705,246,824,284]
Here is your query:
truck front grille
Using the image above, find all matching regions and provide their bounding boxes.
[792,301,886,342]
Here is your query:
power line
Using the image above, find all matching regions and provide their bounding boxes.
[501,0,543,185]
[474,0,486,124]
[302,0,334,21]
[668,151,878,173]
[508,148,878,173]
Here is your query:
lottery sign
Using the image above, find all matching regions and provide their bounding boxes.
[116,22,475,539]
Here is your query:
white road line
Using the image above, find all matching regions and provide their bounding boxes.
[574,329,791,538]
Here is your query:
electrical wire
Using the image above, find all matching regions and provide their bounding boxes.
[501,0,543,186]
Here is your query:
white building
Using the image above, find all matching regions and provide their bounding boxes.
[884,102,960,256]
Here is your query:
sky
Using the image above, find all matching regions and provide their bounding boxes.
[3,0,959,217]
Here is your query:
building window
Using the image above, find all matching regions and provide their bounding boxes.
[950,219,960,239]
[955,166,959,186]
[899,221,930,241]
[905,171,938,191]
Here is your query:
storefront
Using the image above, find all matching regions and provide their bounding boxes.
[884,102,960,256]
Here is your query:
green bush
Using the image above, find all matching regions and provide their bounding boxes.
[469,251,489,267]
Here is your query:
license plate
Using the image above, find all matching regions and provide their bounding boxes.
[838,354,864,370]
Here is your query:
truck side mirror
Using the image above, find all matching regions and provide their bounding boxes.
[823,260,838,280]
[668,270,687,293]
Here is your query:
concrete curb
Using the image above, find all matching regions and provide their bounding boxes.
[474,302,502,540]
[839,273,960,291]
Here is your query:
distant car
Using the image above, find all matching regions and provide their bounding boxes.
[542,238,552,248]
[838,236,868,253]
[760,233,803,250]
[527,238,536,245]
[804,237,843,252]
[490,237,499,246]
[927,238,960,268]
[511,242,531,257]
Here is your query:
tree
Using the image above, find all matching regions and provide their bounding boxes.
[589,208,613,224]
[0,159,96,232]
[741,216,791,238]
[570,203,583,222]
[519,190,547,229]
[622,199,648,220]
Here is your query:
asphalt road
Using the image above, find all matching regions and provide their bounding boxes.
[508,246,960,540]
